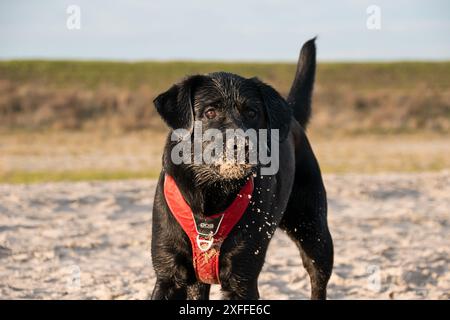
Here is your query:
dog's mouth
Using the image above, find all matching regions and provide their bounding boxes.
[187,159,256,186]
[174,135,260,184]
[211,160,255,180]
[207,139,257,179]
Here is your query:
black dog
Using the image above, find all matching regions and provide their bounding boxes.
[151,39,333,300]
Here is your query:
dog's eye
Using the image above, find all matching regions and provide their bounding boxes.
[204,108,217,119]
[245,109,257,118]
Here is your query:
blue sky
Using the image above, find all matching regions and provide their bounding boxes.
[1,0,449,61]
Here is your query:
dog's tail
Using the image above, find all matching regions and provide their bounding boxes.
[287,37,317,129]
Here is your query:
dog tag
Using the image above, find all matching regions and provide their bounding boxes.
[193,214,224,236]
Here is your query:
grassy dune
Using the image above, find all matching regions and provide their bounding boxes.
[2,60,450,90]
[0,61,449,182]
[1,61,449,133]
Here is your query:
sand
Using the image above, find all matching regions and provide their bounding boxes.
[0,172,449,300]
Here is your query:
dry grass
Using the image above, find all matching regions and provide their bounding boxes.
[310,133,450,173]
[0,130,448,183]
[0,61,449,134]
[0,60,449,182]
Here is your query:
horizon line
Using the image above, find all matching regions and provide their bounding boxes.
[1,57,450,64]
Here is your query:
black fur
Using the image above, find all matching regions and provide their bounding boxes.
[154,75,206,131]
[251,77,292,142]
[151,39,333,300]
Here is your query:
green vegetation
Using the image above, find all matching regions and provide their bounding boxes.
[0,60,449,183]
[0,170,160,184]
[1,60,450,91]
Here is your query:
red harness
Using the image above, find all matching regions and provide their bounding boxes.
[163,174,254,284]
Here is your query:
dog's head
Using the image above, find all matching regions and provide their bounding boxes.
[154,72,292,182]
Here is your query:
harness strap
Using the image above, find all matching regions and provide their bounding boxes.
[163,174,254,284]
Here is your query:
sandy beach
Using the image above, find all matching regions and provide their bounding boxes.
[0,172,449,300]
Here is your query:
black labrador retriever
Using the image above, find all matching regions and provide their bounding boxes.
[151,39,333,300]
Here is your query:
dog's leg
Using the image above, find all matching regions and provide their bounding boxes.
[151,279,211,300]
[187,282,211,300]
[221,280,259,300]
[280,184,333,299]
[218,246,266,300]
[280,214,333,300]
[279,135,333,300]
[151,278,190,300]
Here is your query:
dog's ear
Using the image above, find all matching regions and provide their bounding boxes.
[153,75,205,131]
[251,77,292,142]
